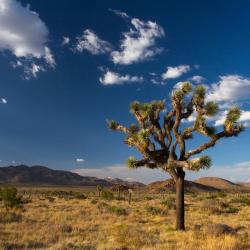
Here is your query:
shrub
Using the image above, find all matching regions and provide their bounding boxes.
[231,196,250,206]
[74,192,87,199]
[206,192,227,199]
[146,206,168,216]
[46,196,55,202]
[0,187,23,210]
[90,199,98,204]
[201,200,239,214]
[161,197,176,209]
[205,223,236,236]
[225,206,239,214]
[106,205,127,216]
[59,224,73,233]
[101,190,114,200]
[97,202,109,211]
[0,212,22,223]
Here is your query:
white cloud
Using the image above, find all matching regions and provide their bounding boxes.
[109,9,129,19]
[44,46,55,68]
[75,29,112,55]
[0,98,7,104]
[189,75,205,84]
[206,75,250,103]
[23,63,44,79]
[162,65,191,80]
[0,0,55,78]
[76,158,85,163]
[99,70,143,85]
[61,36,70,46]
[111,13,165,65]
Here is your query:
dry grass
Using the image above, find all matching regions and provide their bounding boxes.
[0,187,249,250]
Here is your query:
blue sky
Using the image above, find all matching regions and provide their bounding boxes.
[0,0,250,183]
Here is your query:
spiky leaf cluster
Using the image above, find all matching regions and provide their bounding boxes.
[127,157,137,169]
[108,120,119,130]
[129,124,139,134]
[226,106,241,123]
[189,155,211,171]
[180,82,192,94]
[205,101,219,116]
[194,85,206,106]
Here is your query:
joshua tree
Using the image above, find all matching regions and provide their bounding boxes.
[128,189,133,205]
[111,184,129,199]
[108,82,243,230]
[96,185,103,197]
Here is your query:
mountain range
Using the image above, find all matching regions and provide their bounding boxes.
[0,165,249,192]
[0,165,143,187]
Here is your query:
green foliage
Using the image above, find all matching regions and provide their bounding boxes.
[138,129,149,144]
[74,192,87,199]
[101,190,114,200]
[205,101,219,116]
[226,106,241,123]
[199,155,212,169]
[205,126,216,136]
[127,156,137,169]
[180,82,192,94]
[130,101,142,113]
[106,205,127,216]
[190,155,211,171]
[231,196,250,206]
[0,186,23,210]
[108,120,119,130]
[97,202,127,216]
[194,85,206,104]
[129,124,139,134]
[129,100,165,117]
[90,199,98,204]
[225,206,239,214]
[0,211,22,223]
[202,200,239,215]
[146,206,168,216]
[97,185,103,192]
[161,197,176,209]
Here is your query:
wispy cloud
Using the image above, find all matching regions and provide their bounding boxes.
[61,36,70,46]
[162,65,191,80]
[189,75,206,84]
[0,98,7,104]
[72,161,250,184]
[110,10,165,65]
[99,70,143,85]
[73,164,168,184]
[0,0,55,79]
[75,29,112,55]
[76,158,85,163]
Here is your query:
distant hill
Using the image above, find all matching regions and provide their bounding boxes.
[147,179,220,193]
[238,182,250,188]
[0,165,144,187]
[194,177,243,190]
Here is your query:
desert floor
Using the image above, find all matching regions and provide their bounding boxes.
[0,187,249,250]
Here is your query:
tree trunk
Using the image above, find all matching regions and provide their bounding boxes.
[175,174,185,230]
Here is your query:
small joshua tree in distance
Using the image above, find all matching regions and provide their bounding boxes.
[96,185,103,197]
[108,82,243,230]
